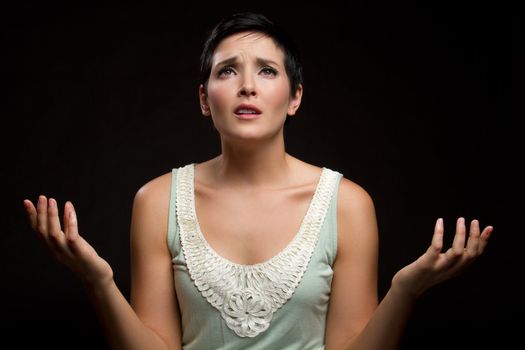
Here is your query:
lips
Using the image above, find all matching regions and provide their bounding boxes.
[234,104,262,117]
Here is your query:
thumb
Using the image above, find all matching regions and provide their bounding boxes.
[65,202,82,253]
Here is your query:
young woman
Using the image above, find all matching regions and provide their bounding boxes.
[22,12,494,350]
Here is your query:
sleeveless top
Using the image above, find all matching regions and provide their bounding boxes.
[167,163,344,350]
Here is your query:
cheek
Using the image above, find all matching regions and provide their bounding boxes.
[265,81,291,110]
[206,83,231,112]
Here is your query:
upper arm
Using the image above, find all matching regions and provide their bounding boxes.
[129,174,182,349]
[325,177,379,350]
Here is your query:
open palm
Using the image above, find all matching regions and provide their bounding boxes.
[23,196,113,287]
[392,217,493,299]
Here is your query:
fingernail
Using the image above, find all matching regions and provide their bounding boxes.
[48,198,55,208]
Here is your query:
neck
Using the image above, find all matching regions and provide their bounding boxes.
[211,132,295,190]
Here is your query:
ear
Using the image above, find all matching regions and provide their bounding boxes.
[199,84,211,116]
[287,84,303,116]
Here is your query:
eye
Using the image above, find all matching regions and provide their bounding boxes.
[218,67,235,77]
[260,66,277,76]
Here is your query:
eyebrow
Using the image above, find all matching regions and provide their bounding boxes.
[214,56,281,69]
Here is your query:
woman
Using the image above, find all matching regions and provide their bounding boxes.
[22,12,493,350]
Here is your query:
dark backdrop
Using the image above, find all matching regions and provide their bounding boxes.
[3,2,521,349]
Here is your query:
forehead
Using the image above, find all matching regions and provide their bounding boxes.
[212,31,285,66]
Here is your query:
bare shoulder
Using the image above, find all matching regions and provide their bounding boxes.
[337,177,375,215]
[131,171,173,242]
[336,176,378,257]
[134,171,172,204]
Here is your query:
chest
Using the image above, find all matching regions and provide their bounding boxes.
[194,184,316,265]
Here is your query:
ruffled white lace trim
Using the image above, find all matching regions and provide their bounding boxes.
[175,163,338,337]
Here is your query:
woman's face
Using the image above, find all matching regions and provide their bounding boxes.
[199,31,302,143]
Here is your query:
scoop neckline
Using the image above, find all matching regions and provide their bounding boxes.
[189,163,327,268]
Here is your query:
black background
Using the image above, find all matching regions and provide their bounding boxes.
[3,1,521,349]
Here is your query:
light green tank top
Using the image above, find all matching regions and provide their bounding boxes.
[167,163,343,350]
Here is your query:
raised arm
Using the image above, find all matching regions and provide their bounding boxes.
[23,174,182,350]
[325,178,493,350]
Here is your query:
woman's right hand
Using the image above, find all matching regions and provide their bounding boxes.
[23,195,114,288]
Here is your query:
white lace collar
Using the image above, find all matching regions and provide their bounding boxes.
[175,163,338,337]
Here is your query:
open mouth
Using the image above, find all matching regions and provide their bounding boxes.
[234,104,262,119]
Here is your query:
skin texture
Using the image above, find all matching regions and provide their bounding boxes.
[23,30,494,350]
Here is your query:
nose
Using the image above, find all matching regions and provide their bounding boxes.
[238,75,257,97]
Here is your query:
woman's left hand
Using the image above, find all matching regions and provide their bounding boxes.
[391,217,494,299]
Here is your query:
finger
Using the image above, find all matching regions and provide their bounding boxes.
[465,219,481,258]
[478,226,494,254]
[36,195,49,236]
[63,201,71,237]
[65,202,82,254]
[47,198,63,235]
[451,217,467,255]
[47,198,67,248]
[26,198,61,256]
[23,199,38,231]
[427,218,444,255]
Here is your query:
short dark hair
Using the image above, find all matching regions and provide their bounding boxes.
[199,12,303,125]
